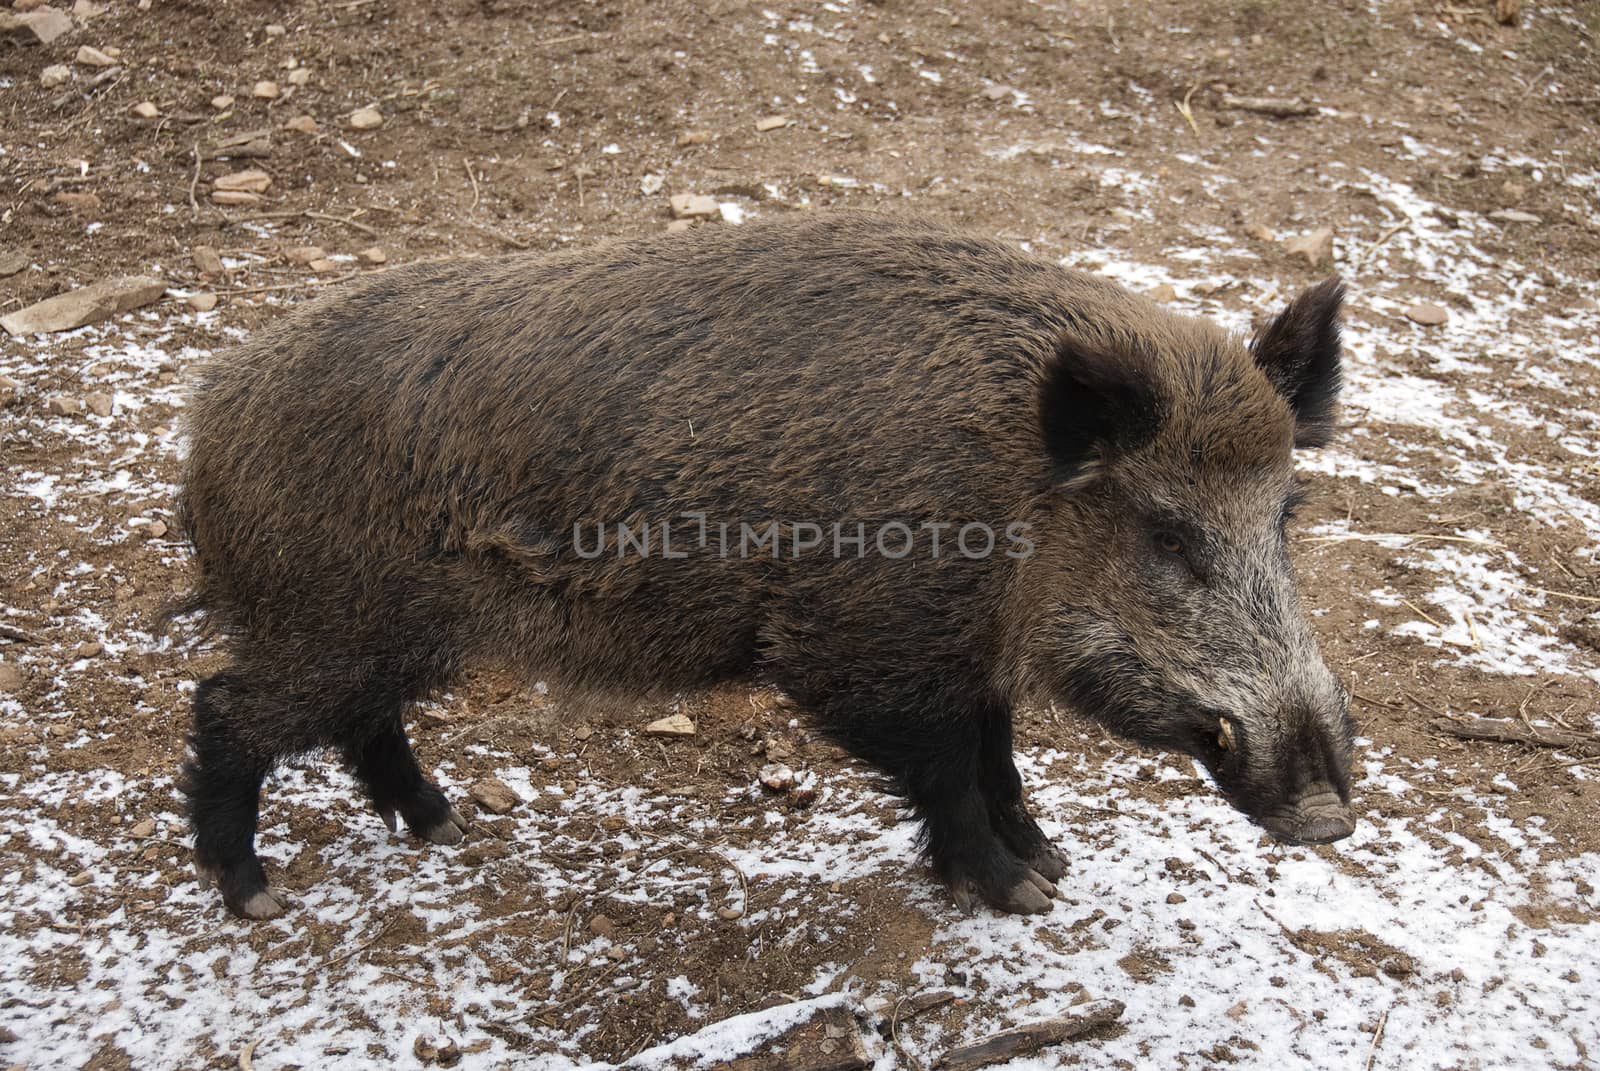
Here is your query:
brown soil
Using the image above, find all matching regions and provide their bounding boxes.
[2,1,1598,1068]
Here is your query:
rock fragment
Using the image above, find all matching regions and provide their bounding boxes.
[210,94,234,111]
[755,115,791,132]
[644,713,696,736]
[1,276,167,336]
[186,292,219,312]
[283,245,325,265]
[284,114,318,134]
[40,64,71,87]
[0,250,27,277]
[349,106,383,129]
[131,100,159,119]
[1146,283,1177,303]
[75,44,116,66]
[46,396,83,416]
[252,80,279,99]
[1,8,76,46]
[676,130,711,147]
[191,245,226,278]
[356,246,387,265]
[1283,226,1334,267]
[213,168,272,194]
[759,764,796,791]
[469,777,522,815]
[669,194,719,220]
[84,391,113,417]
[1403,302,1448,326]
[0,662,24,693]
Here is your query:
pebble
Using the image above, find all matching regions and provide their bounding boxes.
[982,84,1014,101]
[468,777,521,815]
[213,168,272,193]
[589,914,617,939]
[755,115,791,132]
[1245,222,1275,242]
[349,106,383,130]
[639,173,665,196]
[1284,225,1334,267]
[288,67,310,87]
[46,396,84,416]
[84,391,113,417]
[4,7,75,45]
[75,44,116,67]
[357,246,387,265]
[186,292,218,312]
[40,64,71,88]
[1166,891,1186,904]
[1403,302,1449,326]
[759,764,795,792]
[131,101,159,119]
[191,245,226,278]
[1488,208,1540,224]
[210,94,234,111]
[644,713,696,735]
[283,244,325,265]
[1147,283,1177,303]
[75,640,103,659]
[130,817,155,838]
[252,80,280,99]
[668,194,719,221]
[306,258,338,273]
[284,114,319,134]
[676,130,711,147]
[210,189,259,205]
[145,519,169,538]
[264,22,286,36]
[0,662,24,693]
[69,871,93,887]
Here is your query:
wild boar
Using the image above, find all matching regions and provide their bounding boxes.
[172,211,1355,920]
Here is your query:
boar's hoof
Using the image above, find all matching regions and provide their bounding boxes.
[1027,843,1069,882]
[419,807,469,846]
[229,885,290,921]
[951,868,1058,916]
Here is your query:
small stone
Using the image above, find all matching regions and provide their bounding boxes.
[69,870,93,887]
[131,100,159,119]
[1498,179,1525,203]
[0,251,26,277]
[53,191,101,214]
[665,219,695,234]
[1166,891,1186,904]
[84,391,113,417]
[759,764,795,792]
[790,782,818,807]
[589,914,617,939]
[349,106,383,130]
[717,906,743,920]
[0,662,24,693]
[573,725,593,741]
[287,67,311,87]
[599,815,627,831]
[186,292,218,312]
[264,22,286,36]
[2,7,76,45]
[1403,302,1449,326]
[676,130,711,147]
[755,115,790,132]
[210,94,234,111]
[1245,223,1275,242]
[1147,283,1177,303]
[644,713,696,736]
[982,84,1014,101]
[74,640,102,659]
[191,245,226,278]
[129,817,155,838]
[356,246,387,265]
[213,168,272,194]
[639,173,665,196]
[1178,994,1196,1008]
[145,519,169,538]
[2,275,167,337]
[75,44,116,67]
[1488,208,1541,224]
[47,396,83,416]
[469,777,521,815]
[604,944,628,961]
[284,114,318,134]
[668,194,719,220]
[209,190,259,205]
[1284,225,1334,267]
[40,64,71,88]
[435,1040,461,1068]
[252,80,279,99]
[413,1036,439,1062]
[283,244,325,265]
[306,258,338,273]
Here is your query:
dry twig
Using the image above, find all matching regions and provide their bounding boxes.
[934,1001,1125,1071]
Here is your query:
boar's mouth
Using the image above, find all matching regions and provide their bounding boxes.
[1253,784,1355,845]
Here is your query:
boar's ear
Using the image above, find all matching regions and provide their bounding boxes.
[1251,278,1345,448]
[1039,337,1164,490]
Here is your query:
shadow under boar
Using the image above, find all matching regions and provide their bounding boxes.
[172,211,1356,920]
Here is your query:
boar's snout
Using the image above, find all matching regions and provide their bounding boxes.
[1257,784,1355,845]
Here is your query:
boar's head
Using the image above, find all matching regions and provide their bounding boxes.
[1030,279,1356,845]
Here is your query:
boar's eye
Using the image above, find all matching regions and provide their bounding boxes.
[1155,530,1186,558]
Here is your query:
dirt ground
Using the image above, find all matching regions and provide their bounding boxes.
[2,1,1599,1069]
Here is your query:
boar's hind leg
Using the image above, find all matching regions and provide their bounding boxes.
[978,712,1069,882]
[343,720,467,846]
[183,670,288,920]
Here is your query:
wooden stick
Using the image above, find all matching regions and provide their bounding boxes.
[1432,717,1599,754]
[934,1000,1125,1071]
[1220,94,1318,117]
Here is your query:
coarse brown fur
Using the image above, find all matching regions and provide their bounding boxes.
[173,211,1355,919]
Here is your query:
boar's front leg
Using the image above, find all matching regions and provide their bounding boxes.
[806,684,1061,915]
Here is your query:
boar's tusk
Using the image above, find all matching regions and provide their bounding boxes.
[1217,718,1237,752]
